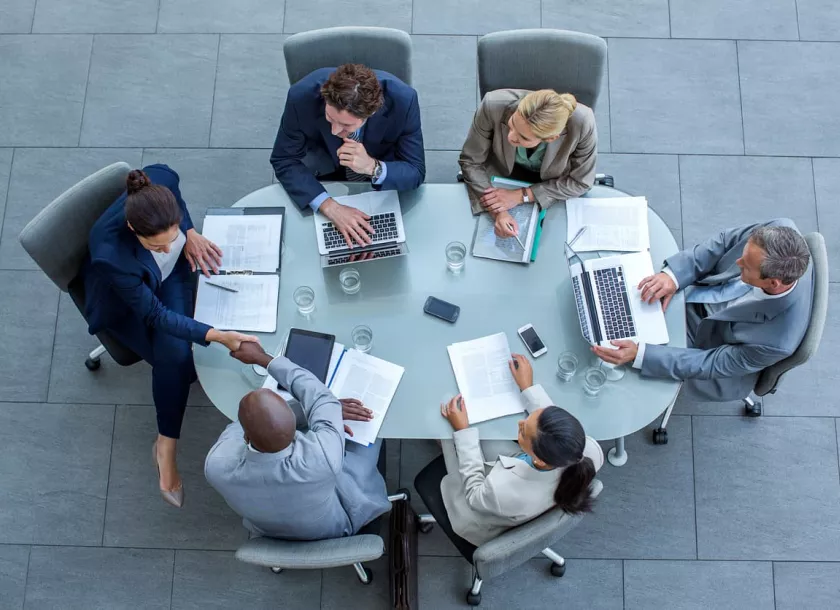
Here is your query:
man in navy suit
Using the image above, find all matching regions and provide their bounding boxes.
[270,63,425,247]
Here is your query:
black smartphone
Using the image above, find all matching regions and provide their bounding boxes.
[423,296,460,323]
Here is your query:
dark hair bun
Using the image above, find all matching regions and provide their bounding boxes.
[126,169,150,194]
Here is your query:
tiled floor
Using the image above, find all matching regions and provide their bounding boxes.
[1,1,838,608]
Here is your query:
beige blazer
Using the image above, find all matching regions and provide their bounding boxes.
[459,89,598,215]
[440,384,604,547]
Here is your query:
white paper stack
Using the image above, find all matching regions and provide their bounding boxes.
[566,196,650,252]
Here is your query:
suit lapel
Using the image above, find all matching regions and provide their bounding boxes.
[361,100,391,148]
[499,104,518,173]
[540,136,564,177]
[134,240,161,286]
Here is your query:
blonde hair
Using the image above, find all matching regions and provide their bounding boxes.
[516,90,577,139]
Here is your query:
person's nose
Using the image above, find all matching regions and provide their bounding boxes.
[331,124,343,136]
[161,245,170,254]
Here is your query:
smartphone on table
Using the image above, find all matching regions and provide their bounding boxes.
[517,323,547,358]
[423,296,460,323]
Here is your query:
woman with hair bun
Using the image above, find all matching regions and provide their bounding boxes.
[459,88,598,239]
[81,164,259,509]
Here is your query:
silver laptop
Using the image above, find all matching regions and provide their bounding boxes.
[565,244,669,348]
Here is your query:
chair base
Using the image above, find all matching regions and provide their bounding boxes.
[652,427,668,445]
[744,396,763,417]
[85,344,107,371]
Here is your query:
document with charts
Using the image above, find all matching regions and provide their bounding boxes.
[472,203,538,264]
[201,213,283,273]
[566,196,650,252]
[447,332,524,424]
[194,274,279,333]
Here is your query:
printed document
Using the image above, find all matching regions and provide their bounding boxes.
[472,203,538,264]
[201,214,283,273]
[566,196,650,252]
[447,332,524,424]
[194,274,279,333]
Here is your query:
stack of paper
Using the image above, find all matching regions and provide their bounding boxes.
[566,196,650,252]
[201,214,283,273]
[447,332,524,424]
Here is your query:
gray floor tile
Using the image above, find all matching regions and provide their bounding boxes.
[412,36,477,151]
[172,550,321,610]
[0,403,113,546]
[424,151,461,184]
[0,271,59,402]
[103,406,247,550]
[595,59,611,153]
[385,437,401,492]
[672,393,748,416]
[624,560,775,610]
[80,34,218,147]
[542,0,670,38]
[609,39,743,154]
[413,0,540,35]
[0,545,29,610]
[670,0,798,40]
[0,147,142,270]
[210,35,287,148]
[0,149,13,235]
[417,556,480,610]
[740,42,840,156]
[25,546,173,610]
[774,562,840,610]
[813,158,840,282]
[797,0,840,41]
[596,153,682,246]
[0,0,35,33]
[678,155,818,247]
[694,416,840,560]
[32,0,157,33]
[284,0,411,33]
[158,0,285,33]
[559,417,697,559]
[321,556,389,609]
[0,35,92,146]
[140,149,273,230]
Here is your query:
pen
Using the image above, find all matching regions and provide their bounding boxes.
[569,225,588,248]
[506,223,526,250]
[205,281,238,293]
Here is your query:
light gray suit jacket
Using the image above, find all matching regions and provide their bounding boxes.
[458,89,598,215]
[204,356,391,541]
[642,218,813,401]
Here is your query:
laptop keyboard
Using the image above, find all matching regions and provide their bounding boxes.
[593,267,637,340]
[571,276,593,343]
[326,246,403,266]
[322,212,399,250]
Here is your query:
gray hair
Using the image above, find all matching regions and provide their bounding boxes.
[749,225,810,284]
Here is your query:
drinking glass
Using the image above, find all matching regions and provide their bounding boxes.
[293,286,315,315]
[600,360,626,382]
[339,267,361,294]
[582,367,607,397]
[445,241,466,273]
[556,352,578,382]
[352,324,373,353]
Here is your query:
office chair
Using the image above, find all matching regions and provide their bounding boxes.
[651,232,828,445]
[283,26,412,85]
[19,162,142,371]
[414,455,602,606]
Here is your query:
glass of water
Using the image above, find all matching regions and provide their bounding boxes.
[600,360,626,382]
[293,286,315,315]
[352,324,373,353]
[445,241,466,273]
[582,367,607,397]
[339,267,361,294]
[556,352,578,382]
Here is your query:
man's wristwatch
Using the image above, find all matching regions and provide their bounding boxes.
[521,187,530,203]
[371,160,383,182]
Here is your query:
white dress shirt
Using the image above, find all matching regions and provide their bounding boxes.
[150,229,186,281]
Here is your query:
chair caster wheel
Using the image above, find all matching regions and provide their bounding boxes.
[419,522,434,534]
[85,358,101,371]
[550,562,566,577]
[652,428,668,445]
[744,399,762,417]
[357,567,373,585]
[466,592,481,606]
[270,567,283,574]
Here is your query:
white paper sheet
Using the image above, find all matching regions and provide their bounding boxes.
[472,203,538,264]
[201,214,283,273]
[447,332,524,424]
[566,196,650,252]
[194,274,279,333]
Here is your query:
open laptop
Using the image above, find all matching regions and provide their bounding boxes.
[565,244,669,348]
[315,191,409,268]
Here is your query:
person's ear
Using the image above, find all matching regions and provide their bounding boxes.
[544,134,560,143]
[532,454,549,469]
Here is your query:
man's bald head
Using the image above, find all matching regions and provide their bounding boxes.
[239,389,297,453]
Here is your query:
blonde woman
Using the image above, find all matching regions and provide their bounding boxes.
[459,89,597,237]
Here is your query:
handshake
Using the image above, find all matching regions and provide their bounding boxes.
[205,329,269,366]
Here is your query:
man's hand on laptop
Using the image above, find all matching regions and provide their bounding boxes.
[638,272,677,310]
[592,340,637,365]
[320,198,374,248]
[339,398,373,437]
[494,211,519,238]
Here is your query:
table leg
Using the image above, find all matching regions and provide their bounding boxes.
[607,436,628,467]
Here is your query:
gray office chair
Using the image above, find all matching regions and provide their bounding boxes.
[283,26,412,85]
[652,232,829,444]
[19,162,142,371]
[235,492,407,584]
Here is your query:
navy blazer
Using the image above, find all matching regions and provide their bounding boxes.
[81,164,211,345]
[270,68,426,210]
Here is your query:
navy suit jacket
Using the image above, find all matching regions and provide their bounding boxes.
[270,68,426,210]
[81,164,211,345]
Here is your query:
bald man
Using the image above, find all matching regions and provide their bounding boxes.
[204,343,391,540]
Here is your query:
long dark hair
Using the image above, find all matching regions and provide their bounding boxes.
[124,169,181,237]
[532,406,596,514]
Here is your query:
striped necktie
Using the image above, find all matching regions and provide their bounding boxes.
[344,130,367,182]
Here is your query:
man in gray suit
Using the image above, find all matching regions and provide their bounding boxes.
[594,219,812,401]
[204,343,391,540]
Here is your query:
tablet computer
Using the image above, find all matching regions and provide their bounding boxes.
[282,328,336,383]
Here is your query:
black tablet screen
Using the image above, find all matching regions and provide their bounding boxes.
[283,330,335,383]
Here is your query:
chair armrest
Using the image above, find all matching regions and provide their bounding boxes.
[235,534,384,570]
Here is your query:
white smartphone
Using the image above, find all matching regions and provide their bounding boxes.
[517,323,547,358]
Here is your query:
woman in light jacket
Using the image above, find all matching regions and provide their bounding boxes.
[435,354,604,547]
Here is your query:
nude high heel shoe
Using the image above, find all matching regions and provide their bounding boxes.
[152,442,184,508]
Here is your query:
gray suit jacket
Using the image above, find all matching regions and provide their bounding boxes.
[204,356,390,540]
[642,218,813,401]
[458,89,598,215]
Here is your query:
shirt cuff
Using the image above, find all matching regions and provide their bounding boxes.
[309,192,330,212]
[632,343,646,370]
[372,162,387,185]
[662,266,679,290]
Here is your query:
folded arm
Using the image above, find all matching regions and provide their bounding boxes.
[376,91,425,192]
[270,98,327,211]
[459,101,496,215]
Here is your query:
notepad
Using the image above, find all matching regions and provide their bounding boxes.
[566,196,650,252]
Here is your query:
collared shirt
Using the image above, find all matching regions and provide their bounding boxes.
[514,142,547,173]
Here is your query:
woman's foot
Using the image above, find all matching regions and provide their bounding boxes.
[153,436,184,508]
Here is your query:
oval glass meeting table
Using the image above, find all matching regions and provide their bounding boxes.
[193,182,686,466]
